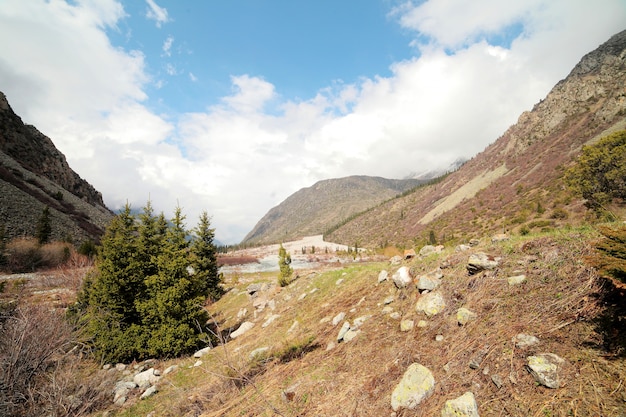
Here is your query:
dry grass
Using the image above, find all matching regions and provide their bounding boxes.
[73,229,626,416]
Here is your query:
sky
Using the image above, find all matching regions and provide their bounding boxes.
[0,1,624,244]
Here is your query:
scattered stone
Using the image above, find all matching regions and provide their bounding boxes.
[113,381,137,405]
[491,233,509,242]
[335,278,344,285]
[332,312,346,326]
[342,329,360,342]
[435,334,444,342]
[163,365,178,375]
[507,275,527,286]
[287,320,299,333]
[115,363,126,372]
[415,292,446,317]
[390,312,402,320]
[140,385,158,400]
[456,244,471,252]
[249,347,270,360]
[383,295,395,305]
[467,253,499,275]
[353,315,371,329]
[193,360,203,367]
[103,364,112,371]
[392,267,413,288]
[231,321,255,339]
[390,363,435,411]
[482,366,490,375]
[400,320,414,332]
[246,283,263,296]
[268,299,276,310]
[262,314,281,328]
[441,391,479,417]
[469,348,489,370]
[417,269,443,291]
[514,333,540,348]
[526,353,565,388]
[491,374,503,389]
[309,288,319,294]
[419,245,443,257]
[457,308,478,325]
[298,293,307,301]
[404,249,417,260]
[134,368,160,390]
[193,346,211,358]
[378,270,389,283]
[417,320,428,328]
[382,306,394,314]
[319,316,331,324]
[390,255,403,265]
[326,341,336,351]
[337,322,351,342]
[469,239,480,246]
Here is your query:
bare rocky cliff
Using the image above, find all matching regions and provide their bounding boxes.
[324,29,626,248]
[0,92,113,243]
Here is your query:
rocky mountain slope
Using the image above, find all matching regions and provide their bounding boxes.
[0,92,113,243]
[324,29,626,248]
[242,176,426,245]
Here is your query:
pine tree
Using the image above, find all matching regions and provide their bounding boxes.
[36,206,52,244]
[190,211,222,301]
[278,243,292,287]
[591,224,626,289]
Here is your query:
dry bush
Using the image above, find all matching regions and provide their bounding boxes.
[3,238,42,272]
[0,303,114,417]
[38,242,71,269]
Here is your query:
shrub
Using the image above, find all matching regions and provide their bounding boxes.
[589,224,626,289]
[278,243,293,287]
[4,238,41,272]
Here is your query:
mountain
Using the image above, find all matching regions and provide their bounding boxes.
[0,92,113,243]
[324,29,626,248]
[241,176,426,245]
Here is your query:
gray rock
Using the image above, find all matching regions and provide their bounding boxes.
[441,391,479,417]
[382,306,393,314]
[262,314,281,328]
[457,308,477,325]
[246,283,263,296]
[193,360,203,367]
[332,312,346,326]
[514,333,540,348]
[352,315,371,329]
[337,321,351,342]
[527,353,565,388]
[249,347,270,360]
[417,274,442,291]
[193,346,211,358]
[133,368,160,390]
[400,320,414,332]
[287,320,299,333]
[419,245,443,257]
[507,275,527,285]
[342,329,360,342]
[378,270,389,283]
[469,239,480,246]
[491,374,503,389]
[140,385,158,400]
[392,266,413,288]
[491,233,509,242]
[469,348,489,370]
[383,295,395,305]
[163,365,178,375]
[115,363,126,372]
[390,363,435,411]
[390,312,402,320]
[230,321,254,339]
[389,255,403,265]
[415,292,446,317]
[467,253,499,275]
[456,244,471,252]
[113,381,136,404]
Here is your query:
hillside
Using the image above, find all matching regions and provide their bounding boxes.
[0,92,113,243]
[325,29,626,248]
[242,176,425,245]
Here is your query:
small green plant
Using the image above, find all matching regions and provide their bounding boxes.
[278,243,293,287]
[36,206,52,244]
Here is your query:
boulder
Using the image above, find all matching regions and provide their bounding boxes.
[378,270,389,283]
[337,322,351,342]
[332,312,346,326]
[526,353,565,388]
[140,385,158,400]
[400,320,415,332]
[507,275,527,285]
[246,283,263,296]
[230,321,254,339]
[514,333,540,348]
[134,368,160,390]
[390,363,435,411]
[392,267,413,288]
[441,392,480,417]
[419,245,437,257]
[457,308,477,325]
[193,346,211,358]
[417,272,442,291]
[415,292,446,317]
[467,253,499,275]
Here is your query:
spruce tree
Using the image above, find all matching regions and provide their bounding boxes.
[36,206,52,244]
[278,243,292,287]
[190,211,222,301]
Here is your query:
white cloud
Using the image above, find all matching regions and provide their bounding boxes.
[162,35,173,57]
[0,0,625,243]
[145,0,169,28]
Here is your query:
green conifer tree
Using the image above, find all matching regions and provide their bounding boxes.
[278,243,292,287]
[190,211,222,301]
[36,206,52,244]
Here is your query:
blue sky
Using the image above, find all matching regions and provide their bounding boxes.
[0,1,625,244]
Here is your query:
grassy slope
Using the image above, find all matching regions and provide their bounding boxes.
[105,227,626,417]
